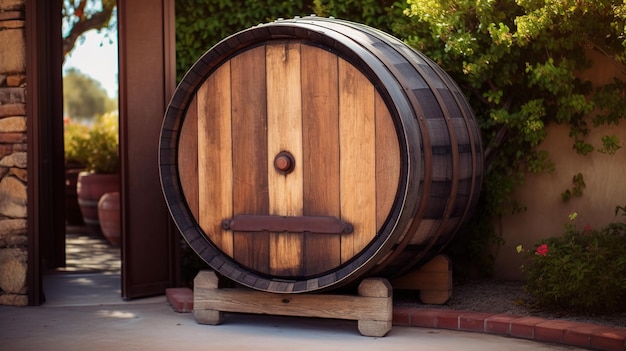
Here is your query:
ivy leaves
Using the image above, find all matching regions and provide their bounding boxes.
[175,0,401,82]
[400,0,626,213]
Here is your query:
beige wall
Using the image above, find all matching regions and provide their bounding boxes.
[493,50,626,280]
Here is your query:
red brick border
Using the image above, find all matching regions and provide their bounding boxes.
[168,288,625,351]
[166,288,193,313]
[393,308,626,351]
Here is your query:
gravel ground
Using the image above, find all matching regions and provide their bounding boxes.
[393,279,626,329]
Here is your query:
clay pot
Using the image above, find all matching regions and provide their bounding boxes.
[76,172,119,232]
[98,192,121,246]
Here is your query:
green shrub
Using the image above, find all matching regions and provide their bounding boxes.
[64,121,90,167]
[64,112,119,174]
[395,0,626,278]
[519,209,626,314]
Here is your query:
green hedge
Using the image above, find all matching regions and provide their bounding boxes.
[175,0,401,80]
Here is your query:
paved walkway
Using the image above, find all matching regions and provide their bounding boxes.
[0,226,623,350]
[62,225,121,273]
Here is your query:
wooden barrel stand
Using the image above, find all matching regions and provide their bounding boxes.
[192,254,451,337]
[193,270,393,337]
[390,254,453,305]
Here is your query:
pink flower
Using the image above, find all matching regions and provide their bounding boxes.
[584,224,592,234]
[536,244,549,256]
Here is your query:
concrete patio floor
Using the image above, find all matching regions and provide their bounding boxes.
[1,274,587,351]
[0,226,623,350]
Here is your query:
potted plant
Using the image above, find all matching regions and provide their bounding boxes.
[68,112,120,241]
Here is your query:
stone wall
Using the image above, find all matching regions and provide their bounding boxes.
[0,0,28,306]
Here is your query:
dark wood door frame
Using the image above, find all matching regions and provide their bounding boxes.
[25,0,66,306]
[118,0,179,299]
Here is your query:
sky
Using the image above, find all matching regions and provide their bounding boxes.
[63,29,119,99]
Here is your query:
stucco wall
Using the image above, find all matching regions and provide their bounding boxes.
[0,0,28,306]
[493,50,626,280]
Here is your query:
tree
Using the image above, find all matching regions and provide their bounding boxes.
[62,0,116,58]
[63,68,115,120]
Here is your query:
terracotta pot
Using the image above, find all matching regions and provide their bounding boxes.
[98,192,121,246]
[76,172,120,232]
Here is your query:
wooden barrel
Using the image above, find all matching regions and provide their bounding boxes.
[159,17,483,293]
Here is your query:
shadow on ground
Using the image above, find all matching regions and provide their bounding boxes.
[60,225,120,273]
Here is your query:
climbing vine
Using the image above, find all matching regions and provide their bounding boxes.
[393,0,626,274]
[396,0,625,208]
[175,0,400,81]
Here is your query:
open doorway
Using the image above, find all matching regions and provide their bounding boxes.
[42,2,121,306]
[61,11,120,268]
[29,0,178,305]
